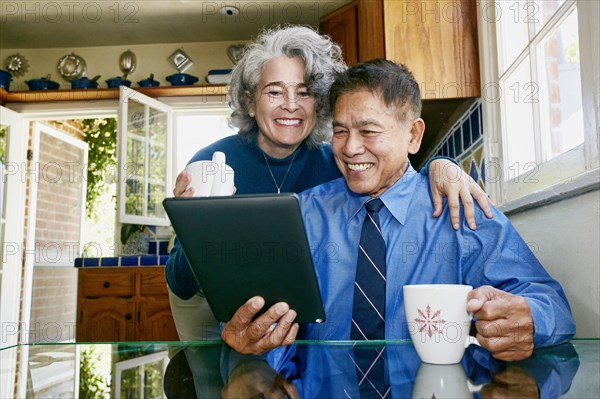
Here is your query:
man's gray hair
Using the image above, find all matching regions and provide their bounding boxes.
[227,25,346,149]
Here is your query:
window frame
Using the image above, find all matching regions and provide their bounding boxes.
[117,86,173,226]
[478,0,599,211]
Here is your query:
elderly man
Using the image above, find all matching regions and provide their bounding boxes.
[222,59,575,364]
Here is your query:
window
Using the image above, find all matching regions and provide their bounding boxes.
[173,108,238,176]
[118,87,172,226]
[478,0,599,207]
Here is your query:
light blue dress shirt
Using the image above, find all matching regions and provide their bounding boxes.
[297,165,575,347]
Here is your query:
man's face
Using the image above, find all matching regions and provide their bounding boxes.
[331,89,424,197]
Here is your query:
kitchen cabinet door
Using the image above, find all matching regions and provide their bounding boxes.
[77,299,135,342]
[320,2,359,66]
[383,0,480,98]
[321,0,480,98]
[138,298,178,341]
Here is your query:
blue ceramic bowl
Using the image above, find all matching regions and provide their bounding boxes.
[138,78,160,87]
[0,70,12,90]
[166,73,199,86]
[26,78,60,90]
[71,77,99,89]
[106,77,132,88]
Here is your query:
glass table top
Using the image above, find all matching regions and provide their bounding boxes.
[1,339,597,398]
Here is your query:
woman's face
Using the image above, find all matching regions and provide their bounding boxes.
[250,56,317,158]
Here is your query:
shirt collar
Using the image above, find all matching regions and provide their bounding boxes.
[346,163,419,226]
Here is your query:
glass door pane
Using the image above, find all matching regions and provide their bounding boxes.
[537,8,583,161]
[25,123,88,346]
[118,87,172,226]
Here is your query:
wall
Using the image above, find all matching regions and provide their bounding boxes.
[0,40,245,91]
[508,190,600,338]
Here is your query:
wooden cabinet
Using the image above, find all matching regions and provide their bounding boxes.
[76,267,178,342]
[321,0,480,98]
[320,2,359,66]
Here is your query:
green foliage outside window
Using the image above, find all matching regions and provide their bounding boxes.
[79,118,117,221]
[0,125,7,164]
[79,345,110,399]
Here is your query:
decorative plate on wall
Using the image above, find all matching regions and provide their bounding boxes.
[227,44,246,64]
[57,53,87,81]
[167,49,193,73]
[4,53,29,77]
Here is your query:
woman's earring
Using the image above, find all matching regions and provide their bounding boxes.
[249,112,255,118]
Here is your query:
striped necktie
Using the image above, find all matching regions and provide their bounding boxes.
[351,198,386,340]
[350,198,389,398]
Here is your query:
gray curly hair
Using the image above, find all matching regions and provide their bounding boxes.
[227,25,346,149]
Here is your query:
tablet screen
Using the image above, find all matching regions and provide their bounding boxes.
[163,194,326,323]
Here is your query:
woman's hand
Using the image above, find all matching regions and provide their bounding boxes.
[173,168,236,197]
[428,159,493,230]
[173,170,194,197]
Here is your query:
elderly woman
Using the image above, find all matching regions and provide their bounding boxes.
[166,26,491,341]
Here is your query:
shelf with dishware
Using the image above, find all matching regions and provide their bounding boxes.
[0,84,228,104]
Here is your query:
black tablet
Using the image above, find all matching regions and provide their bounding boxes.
[163,194,326,323]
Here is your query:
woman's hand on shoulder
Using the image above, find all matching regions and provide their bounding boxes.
[428,159,493,230]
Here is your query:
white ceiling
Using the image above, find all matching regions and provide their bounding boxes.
[0,0,351,49]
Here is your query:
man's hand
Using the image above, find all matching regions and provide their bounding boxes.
[173,170,194,197]
[222,359,300,399]
[467,286,534,361]
[481,366,539,399]
[222,296,299,355]
[428,159,493,230]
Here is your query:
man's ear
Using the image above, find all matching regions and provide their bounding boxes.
[408,118,425,155]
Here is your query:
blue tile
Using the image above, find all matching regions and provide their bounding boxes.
[480,158,486,184]
[471,107,481,142]
[140,255,159,266]
[120,256,139,266]
[159,255,169,265]
[453,128,462,156]
[469,159,479,182]
[462,118,472,150]
[101,257,119,267]
[82,258,99,267]
[159,241,169,255]
[447,137,455,159]
[438,142,446,157]
[148,241,158,255]
[74,258,83,267]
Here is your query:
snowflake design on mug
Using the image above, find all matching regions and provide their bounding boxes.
[414,305,447,338]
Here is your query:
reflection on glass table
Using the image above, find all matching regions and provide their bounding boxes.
[4,340,597,398]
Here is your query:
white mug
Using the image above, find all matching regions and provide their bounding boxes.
[184,151,234,197]
[412,363,485,399]
[404,284,480,364]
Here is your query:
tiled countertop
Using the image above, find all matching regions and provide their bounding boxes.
[74,255,169,267]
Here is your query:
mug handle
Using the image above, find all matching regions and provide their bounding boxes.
[467,380,487,393]
[466,309,481,348]
[465,335,481,348]
[210,151,234,196]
